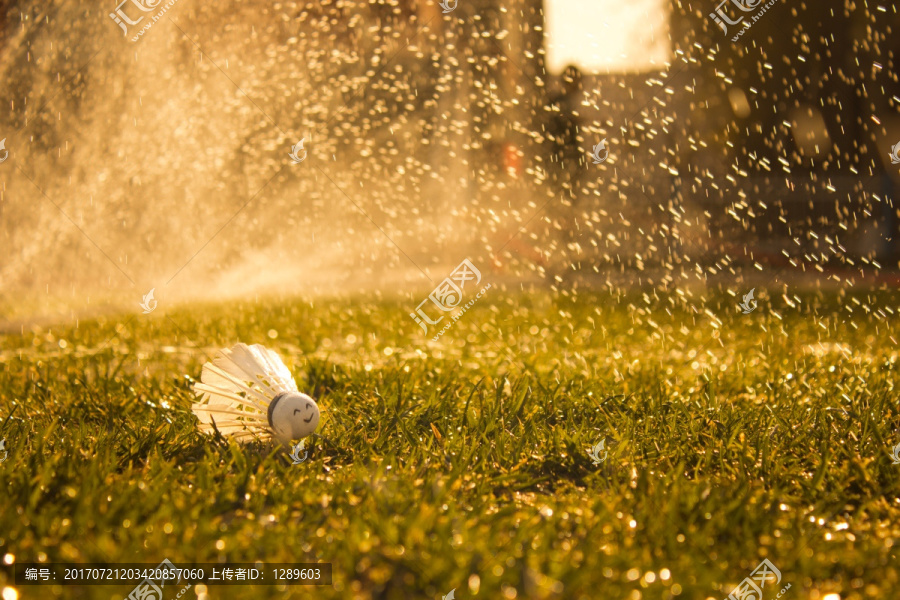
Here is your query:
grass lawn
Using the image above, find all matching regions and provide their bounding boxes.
[0,288,898,599]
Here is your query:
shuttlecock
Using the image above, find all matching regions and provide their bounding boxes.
[192,343,320,444]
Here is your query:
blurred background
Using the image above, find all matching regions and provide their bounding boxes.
[1,0,899,323]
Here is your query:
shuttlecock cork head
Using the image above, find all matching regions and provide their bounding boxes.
[267,391,319,443]
[191,343,320,444]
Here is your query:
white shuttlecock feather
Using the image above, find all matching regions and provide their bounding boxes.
[192,343,320,444]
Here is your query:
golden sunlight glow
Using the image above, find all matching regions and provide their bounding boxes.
[544,0,671,74]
